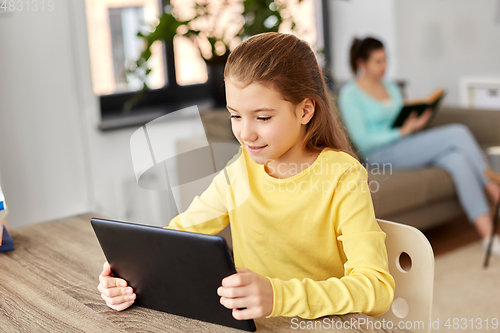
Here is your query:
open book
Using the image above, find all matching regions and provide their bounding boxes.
[392,88,446,128]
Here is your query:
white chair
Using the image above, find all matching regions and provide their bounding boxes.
[376,219,435,333]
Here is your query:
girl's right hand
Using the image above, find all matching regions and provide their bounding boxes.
[97,261,136,311]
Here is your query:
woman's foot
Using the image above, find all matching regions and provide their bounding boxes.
[475,213,500,257]
[485,182,500,206]
[474,214,493,239]
[482,234,500,257]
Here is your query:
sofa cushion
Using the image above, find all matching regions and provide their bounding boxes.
[386,199,464,230]
[369,167,456,218]
[429,107,500,146]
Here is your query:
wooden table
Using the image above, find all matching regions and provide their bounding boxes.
[0,214,410,332]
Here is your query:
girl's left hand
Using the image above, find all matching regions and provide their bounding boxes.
[217,268,273,320]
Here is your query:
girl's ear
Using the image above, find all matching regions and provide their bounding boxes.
[300,98,315,125]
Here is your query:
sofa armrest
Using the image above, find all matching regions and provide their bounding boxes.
[428,107,500,146]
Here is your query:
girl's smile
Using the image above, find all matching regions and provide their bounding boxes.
[225,78,316,177]
[246,145,267,154]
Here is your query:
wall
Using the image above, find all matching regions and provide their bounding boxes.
[394,0,500,104]
[0,0,182,227]
[328,0,398,82]
[329,0,500,106]
[0,2,91,227]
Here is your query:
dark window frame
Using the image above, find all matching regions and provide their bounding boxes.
[98,0,333,131]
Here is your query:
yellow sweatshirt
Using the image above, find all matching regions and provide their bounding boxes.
[166,147,395,319]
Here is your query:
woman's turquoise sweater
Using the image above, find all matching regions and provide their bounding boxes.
[338,80,404,158]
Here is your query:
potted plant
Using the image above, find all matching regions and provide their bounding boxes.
[126,0,306,110]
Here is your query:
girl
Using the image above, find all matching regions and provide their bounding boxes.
[98,32,395,320]
[338,37,500,256]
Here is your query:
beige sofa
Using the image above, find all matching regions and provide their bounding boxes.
[368,107,500,230]
[199,107,500,232]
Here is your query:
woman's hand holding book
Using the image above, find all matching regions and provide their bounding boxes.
[399,108,433,136]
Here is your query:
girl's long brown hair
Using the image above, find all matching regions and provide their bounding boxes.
[224,32,357,160]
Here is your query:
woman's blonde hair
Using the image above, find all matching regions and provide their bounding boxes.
[224,32,357,160]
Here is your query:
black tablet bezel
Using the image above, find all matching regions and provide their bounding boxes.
[91,217,256,332]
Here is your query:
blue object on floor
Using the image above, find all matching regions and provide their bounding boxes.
[0,225,14,252]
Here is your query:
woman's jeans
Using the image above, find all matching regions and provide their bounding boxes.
[365,123,491,223]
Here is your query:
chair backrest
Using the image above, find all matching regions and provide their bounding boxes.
[376,219,434,333]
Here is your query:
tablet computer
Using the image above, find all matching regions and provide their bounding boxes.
[91,217,256,332]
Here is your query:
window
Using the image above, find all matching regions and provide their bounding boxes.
[84,0,332,130]
[174,35,209,86]
[108,6,161,92]
[86,0,166,96]
[170,0,321,86]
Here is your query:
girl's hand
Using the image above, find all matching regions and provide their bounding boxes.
[217,268,273,320]
[97,261,136,311]
[400,108,433,136]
